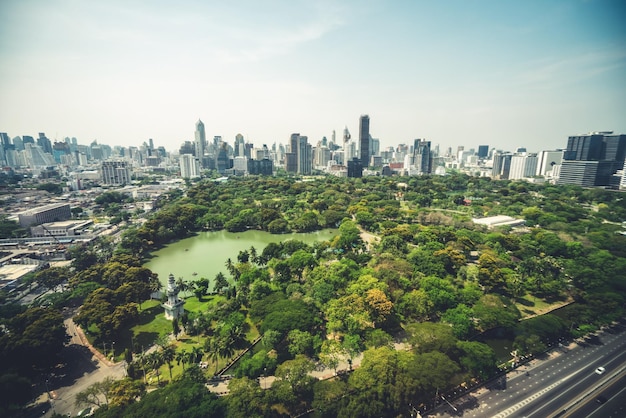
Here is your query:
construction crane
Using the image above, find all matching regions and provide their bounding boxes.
[40,224,66,250]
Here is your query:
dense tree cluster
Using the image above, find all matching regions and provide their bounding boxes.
[4,174,626,416]
[98,174,626,416]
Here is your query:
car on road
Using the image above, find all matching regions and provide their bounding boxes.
[595,366,605,375]
[596,395,607,404]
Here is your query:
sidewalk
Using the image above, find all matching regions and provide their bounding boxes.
[65,317,116,367]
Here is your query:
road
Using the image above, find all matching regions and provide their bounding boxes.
[431,322,626,418]
[564,369,626,418]
[26,317,126,418]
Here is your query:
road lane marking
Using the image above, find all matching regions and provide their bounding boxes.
[491,371,578,418]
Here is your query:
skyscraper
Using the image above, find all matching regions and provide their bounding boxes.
[413,139,432,174]
[180,154,200,178]
[234,134,245,157]
[559,132,626,188]
[194,119,206,167]
[359,115,370,166]
[297,135,312,175]
[285,133,299,173]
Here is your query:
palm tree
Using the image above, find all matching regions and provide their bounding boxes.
[217,336,235,374]
[213,272,229,294]
[225,258,236,278]
[146,351,163,385]
[148,276,163,299]
[176,277,190,298]
[190,345,204,365]
[205,337,221,375]
[176,349,188,371]
[249,246,258,264]
[136,351,148,384]
[161,344,176,381]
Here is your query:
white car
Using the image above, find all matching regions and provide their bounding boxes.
[595,366,605,375]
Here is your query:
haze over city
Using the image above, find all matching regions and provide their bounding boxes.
[1,0,625,152]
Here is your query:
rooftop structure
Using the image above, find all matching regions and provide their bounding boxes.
[472,215,525,229]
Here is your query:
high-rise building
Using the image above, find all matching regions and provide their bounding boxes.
[24,143,55,168]
[285,133,299,173]
[347,157,363,178]
[297,135,312,175]
[492,152,513,179]
[101,161,131,185]
[477,145,489,158]
[180,154,200,178]
[216,143,231,174]
[536,150,564,177]
[509,153,538,180]
[234,134,245,157]
[194,119,206,167]
[413,139,432,174]
[359,115,370,166]
[558,132,626,187]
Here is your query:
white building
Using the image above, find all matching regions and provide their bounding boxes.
[509,153,538,180]
[536,150,564,177]
[101,161,131,185]
[179,153,200,178]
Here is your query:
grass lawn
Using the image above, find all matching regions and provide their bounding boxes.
[131,294,260,385]
[515,293,573,319]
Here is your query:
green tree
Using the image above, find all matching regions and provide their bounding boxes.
[213,272,229,294]
[456,340,497,379]
[226,377,267,418]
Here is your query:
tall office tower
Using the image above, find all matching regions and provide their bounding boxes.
[148,138,154,150]
[22,135,34,145]
[477,145,489,158]
[297,135,312,175]
[414,139,432,174]
[509,153,538,180]
[285,133,299,173]
[0,132,10,148]
[492,152,513,179]
[347,157,363,178]
[332,130,336,144]
[101,161,131,185]
[234,134,245,157]
[343,126,351,143]
[559,132,626,187]
[180,154,201,178]
[359,115,370,166]
[52,141,71,163]
[564,134,603,160]
[216,143,230,174]
[536,150,564,177]
[36,133,52,154]
[371,137,380,158]
[194,119,206,166]
[314,144,330,168]
[24,143,55,168]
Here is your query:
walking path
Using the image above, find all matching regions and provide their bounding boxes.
[66,317,116,367]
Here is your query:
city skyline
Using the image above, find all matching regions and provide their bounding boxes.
[1,0,625,153]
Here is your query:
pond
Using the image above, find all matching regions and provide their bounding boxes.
[144,229,337,287]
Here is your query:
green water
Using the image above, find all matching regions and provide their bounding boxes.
[144,229,337,287]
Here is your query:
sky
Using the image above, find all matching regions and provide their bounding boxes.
[1,0,625,154]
